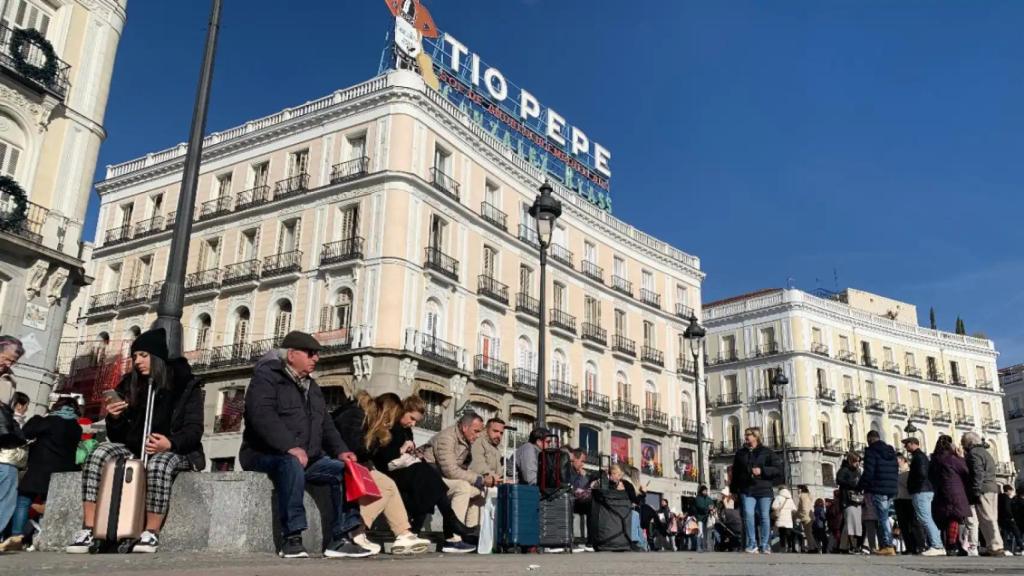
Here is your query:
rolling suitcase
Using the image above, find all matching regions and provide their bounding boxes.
[92,382,156,553]
[538,435,571,497]
[538,489,574,551]
[495,424,539,552]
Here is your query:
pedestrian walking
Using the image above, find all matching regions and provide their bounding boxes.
[903,437,945,555]
[894,454,922,554]
[857,430,899,556]
[771,487,797,552]
[729,427,782,554]
[812,498,829,554]
[962,432,1005,556]
[795,485,816,552]
[998,485,1022,554]
[693,485,714,552]
[837,452,864,553]
[929,435,972,556]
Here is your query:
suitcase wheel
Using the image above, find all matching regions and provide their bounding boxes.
[117,539,136,554]
[88,540,103,554]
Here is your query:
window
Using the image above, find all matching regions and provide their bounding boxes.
[644,381,659,411]
[482,245,498,278]
[104,263,122,292]
[816,368,827,390]
[838,335,850,352]
[320,289,353,332]
[976,365,988,384]
[842,375,853,397]
[194,314,212,351]
[724,374,738,396]
[519,265,533,296]
[288,149,309,177]
[641,270,654,292]
[613,256,626,278]
[888,386,898,404]
[552,349,568,382]
[643,321,655,347]
[584,295,600,324]
[215,173,233,198]
[584,362,598,394]
[676,285,689,310]
[346,134,367,161]
[338,205,359,240]
[981,402,993,421]
[520,202,536,235]
[760,327,776,347]
[484,180,499,206]
[119,202,134,229]
[277,219,300,253]
[424,298,442,338]
[883,347,894,363]
[552,225,567,249]
[237,228,259,261]
[149,194,164,218]
[866,381,877,400]
[433,145,452,175]
[211,458,235,472]
[198,237,221,270]
[517,336,535,369]
[4,1,52,36]
[579,425,600,455]
[616,371,630,401]
[217,387,245,432]
[273,300,293,339]
[232,308,250,345]
[553,282,566,312]
[950,361,961,383]
[931,394,942,412]
[429,214,447,250]
[722,335,736,357]
[611,433,630,465]
[905,352,916,369]
[0,138,22,178]
[584,241,597,263]
[811,327,822,345]
[614,309,626,336]
[955,397,966,417]
[640,439,661,476]
[822,463,836,487]
[249,161,270,188]
[478,321,497,360]
[129,255,152,287]
[910,390,921,409]
[926,356,938,378]
[860,340,872,360]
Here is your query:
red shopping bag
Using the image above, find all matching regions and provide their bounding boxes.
[344,461,382,502]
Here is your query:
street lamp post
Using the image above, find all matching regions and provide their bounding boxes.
[529,181,561,427]
[771,367,790,488]
[683,314,707,486]
[843,399,861,453]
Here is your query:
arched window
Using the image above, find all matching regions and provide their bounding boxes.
[818,412,832,444]
[552,349,568,382]
[681,392,692,421]
[822,463,836,487]
[517,335,535,370]
[0,113,27,179]
[232,307,251,345]
[584,361,598,394]
[644,380,659,411]
[767,412,783,449]
[549,423,570,446]
[466,401,497,423]
[128,326,141,340]
[579,424,600,455]
[335,288,352,329]
[195,314,212,350]
[726,416,741,451]
[424,298,442,339]
[478,321,497,361]
[273,300,293,340]
[616,371,629,401]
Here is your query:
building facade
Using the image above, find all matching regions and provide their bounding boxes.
[999,364,1024,475]
[704,287,1011,500]
[64,69,707,504]
[0,0,125,411]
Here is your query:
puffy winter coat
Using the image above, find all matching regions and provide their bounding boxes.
[858,440,899,498]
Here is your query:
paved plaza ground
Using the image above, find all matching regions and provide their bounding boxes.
[3,551,1024,576]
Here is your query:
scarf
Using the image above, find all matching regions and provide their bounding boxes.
[52,406,78,421]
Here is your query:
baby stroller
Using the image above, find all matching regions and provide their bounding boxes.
[715,508,743,552]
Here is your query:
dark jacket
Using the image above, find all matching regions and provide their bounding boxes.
[1012,495,1024,532]
[18,413,81,497]
[693,494,714,521]
[729,444,782,498]
[966,444,999,501]
[332,399,370,465]
[858,440,899,497]
[836,462,862,508]
[998,492,1016,529]
[106,358,205,466]
[928,450,971,520]
[239,351,347,469]
[907,449,934,494]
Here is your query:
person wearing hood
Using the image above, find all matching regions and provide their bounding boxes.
[240,331,372,560]
[771,487,797,552]
[66,328,205,554]
[857,430,898,556]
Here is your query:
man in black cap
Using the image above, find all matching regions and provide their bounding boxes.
[240,331,372,559]
[515,427,550,485]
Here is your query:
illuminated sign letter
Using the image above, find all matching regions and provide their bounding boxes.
[594,143,611,178]
[471,53,481,86]
[570,127,589,157]
[483,67,507,101]
[444,33,468,73]
[546,108,566,147]
[519,89,540,121]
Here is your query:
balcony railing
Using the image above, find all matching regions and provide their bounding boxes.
[677,358,696,376]
[581,323,607,346]
[811,343,830,357]
[889,403,909,418]
[949,375,967,387]
[104,224,132,246]
[549,309,577,334]
[185,268,221,293]
[0,194,53,245]
[582,390,610,414]
[711,351,741,365]
[861,355,878,369]
[672,417,699,437]
[954,414,974,427]
[612,335,636,357]
[977,380,995,391]
[477,275,509,305]
[755,343,780,357]
[480,202,507,230]
[0,23,71,99]
[865,398,886,413]
[753,388,779,403]
[910,407,930,422]
[1009,409,1024,421]
[550,244,574,268]
[150,281,163,302]
[883,361,901,374]
[983,418,1002,431]
[817,387,837,402]
[208,341,258,369]
[815,435,845,453]
[642,409,669,430]
[927,371,945,384]
[165,211,176,228]
[430,167,460,201]
[639,289,661,309]
[213,413,243,434]
[515,292,540,318]
[419,333,463,369]
[512,368,538,396]
[424,246,459,281]
[418,412,443,432]
[932,411,952,424]
[843,395,863,411]
[996,462,1016,477]
[235,185,270,211]
[547,380,578,407]
[274,173,310,201]
[222,259,261,286]
[712,393,743,408]
[613,399,640,423]
[133,216,164,238]
[641,346,664,367]
[88,291,119,314]
[712,440,739,456]
[197,195,233,221]
[262,250,302,278]
[330,156,369,183]
[675,303,694,320]
[837,350,856,364]
[905,366,922,379]
[320,237,365,265]
[582,260,603,283]
[611,275,633,296]
[518,224,540,248]
[118,284,150,307]
[473,355,508,387]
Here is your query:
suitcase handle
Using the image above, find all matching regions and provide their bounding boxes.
[140,382,156,467]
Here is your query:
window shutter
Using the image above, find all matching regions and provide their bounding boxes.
[319,305,332,333]
[234,317,249,345]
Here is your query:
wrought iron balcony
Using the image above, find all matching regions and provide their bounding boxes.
[927,371,945,384]
[149,281,164,302]
[0,194,52,245]
[418,333,463,369]
[889,403,908,418]
[977,379,995,391]
[88,291,119,314]
[865,398,886,413]
[983,418,1002,431]
[418,411,443,432]
[910,407,930,422]
[430,167,460,201]
[477,275,509,305]
[118,284,150,308]
[643,409,669,430]
[712,440,739,457]
[755,343,780,357]
[641,345,664,367]
[515,292,540,318]
[639,289,661,309]
[320,237,364,266]
[949,375,967,387]
[512,368,538,397]
[213,413,243,434]
[262,250,302,278]
[815,435,845,453]
[235,185,270,211]
[222,259,261,287]
[549,309,577,334]
[548,380,578,407]
[675,303,694,319]
[753,388,780,403]
[811,343,830,357]
[473,355,508,387]
[330,156,369,183]
[582,390,610,414]
[0,23,71,99]
[581,322,607,346]
[672,417,699,437]
[677,358,696,376]
[1009,408,1024,421]
[932,410,952,424]
[185,268,221,293]
[817,387,837,402]
[133,216,164,238]
[274,173,310,201]
[905,366,922,379]
[843,394,863,411]
[611,275,633,296]
[613,399,640,423]
[996,462,1016,477]
[518,224,540,248]
[550,244,574,268]
[861,355,878,369]
[197,195,233,221]
[104,224,132,246]
[208,341,260,369]
[582,260,604,283]
[612,335,636,357]
[711,351,741,365]
[712,393,743,408]
[883,361,901,374]
[480,202,507,230]
[165,211,176,228]
[424,246,459,281]
[837,350,856,364]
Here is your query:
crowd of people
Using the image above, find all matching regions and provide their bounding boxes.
[2,329,1024,560]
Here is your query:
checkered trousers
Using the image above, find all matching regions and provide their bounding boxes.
[81,443,191,515]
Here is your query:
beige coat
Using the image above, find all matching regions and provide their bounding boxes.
[423,424,480,485]
[796,491,813,524]
[469,436,503,478]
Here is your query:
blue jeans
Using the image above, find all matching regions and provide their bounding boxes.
[247,454,360,539]
[0,464,16,535]
[11,494,32,536]
[911,492,943,549]
[872,494,894,548]
[741,494,772,552]
[630,509,648,550]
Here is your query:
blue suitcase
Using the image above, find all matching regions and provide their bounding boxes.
[496,484,540,551]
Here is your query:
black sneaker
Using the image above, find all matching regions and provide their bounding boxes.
[279,534,309,559]
[324,536,374,559]
[65,528,94,554]
[442,540,476,554]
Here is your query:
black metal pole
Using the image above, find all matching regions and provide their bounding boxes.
[536,247,548,426]
[779,390,789,489]
[693,347,704,487]
[153,0,222,356]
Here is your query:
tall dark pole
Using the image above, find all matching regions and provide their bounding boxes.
[779,389,789,488]
[693,345,704,487]
[153,0,222,356]
[536,247,548,426]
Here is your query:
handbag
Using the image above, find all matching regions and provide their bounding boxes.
[387,452,422,471]
[847,491,864,505]
[343,461,382,502]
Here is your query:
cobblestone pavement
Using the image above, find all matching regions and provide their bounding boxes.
[4,551,1024,576]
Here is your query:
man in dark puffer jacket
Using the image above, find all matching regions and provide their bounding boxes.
[858,430,898,555]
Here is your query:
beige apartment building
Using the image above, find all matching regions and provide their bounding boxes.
[0,0,124,411]
[65,69,706,504]
[703,287,1011,499]
[999,364,1024,474]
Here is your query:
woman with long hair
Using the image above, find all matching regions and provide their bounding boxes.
[66,328,204,554]
[367,393,476,553]
[729,427,782,553]
[836,452,864,553]
[929,434,972,555]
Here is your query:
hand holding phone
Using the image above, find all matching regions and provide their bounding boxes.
[103,389,128,418]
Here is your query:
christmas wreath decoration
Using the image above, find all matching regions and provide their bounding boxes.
[10,27,58,87]
[0,175,29,233]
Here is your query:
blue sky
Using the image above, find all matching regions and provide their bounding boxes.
[88,0,1024,364]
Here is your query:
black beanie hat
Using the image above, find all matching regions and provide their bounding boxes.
[130,328,169,362]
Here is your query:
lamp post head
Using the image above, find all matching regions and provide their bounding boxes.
[529,180,562,247]
[843,398,861,416]
[903,422,918,436]
[771,369,788,388]
[683,314,706,355]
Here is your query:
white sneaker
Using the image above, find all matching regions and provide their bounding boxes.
[133,530,159,553]
[65,529,94,554]
[392,533,430,555]
[967,546,979,557]
[921,547,945,557]
[545,547,565,553]
[352,533,382,555]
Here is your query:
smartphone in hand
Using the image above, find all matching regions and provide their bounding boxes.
[102,389,123,403]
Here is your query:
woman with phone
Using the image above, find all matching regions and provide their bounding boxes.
[66,328,204,554]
